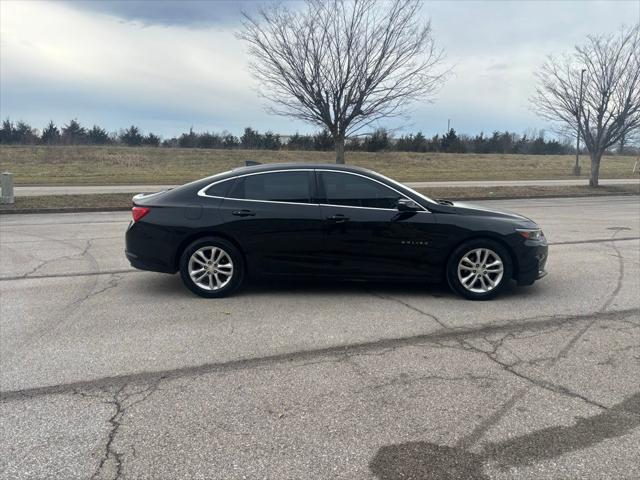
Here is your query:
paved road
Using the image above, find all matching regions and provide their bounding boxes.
[1,196,639,479]
[10,177,640,196]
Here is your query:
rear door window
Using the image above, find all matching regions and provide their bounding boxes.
[228,171,311,203]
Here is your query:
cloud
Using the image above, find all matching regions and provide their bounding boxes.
[1,0,638,138]
[60,0,263,28]
[1,1,269,135]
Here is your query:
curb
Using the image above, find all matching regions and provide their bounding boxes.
[444,192,640,202]
[1,192,637,215]
[0,206,131,215]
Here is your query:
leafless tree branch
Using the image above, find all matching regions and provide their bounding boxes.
[238,0,448,163]
[531,24,640,186]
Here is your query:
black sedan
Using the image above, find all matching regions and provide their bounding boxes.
[125,163,547,300]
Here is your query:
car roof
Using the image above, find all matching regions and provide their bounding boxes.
[231,163,374,174]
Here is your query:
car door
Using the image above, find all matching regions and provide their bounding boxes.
[317,170,441,279]
[217,170,325,276]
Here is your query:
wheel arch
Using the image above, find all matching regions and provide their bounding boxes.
[174,231,247,273]
[445,234,519,279]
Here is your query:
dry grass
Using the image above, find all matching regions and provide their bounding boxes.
[3,185,637,212]
[1,145,638,185]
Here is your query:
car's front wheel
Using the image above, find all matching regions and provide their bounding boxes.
[446,239,512,300]
[179,237,244,298]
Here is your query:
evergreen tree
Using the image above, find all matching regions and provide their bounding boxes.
[0,119,14,144]
[262,131,281,150]
[412,131,428,152]
[198,132,222,148]
[286,132,314,150]
[14,121,37,144]
[62,119,87,145]
[440,128,465,153]
[313,130,334,150]
[240,127,263,149]
[221,132,239,148]
[179,127,199,148]
[41,121,61,145]
[88,125,110,145]
[363,128,390,152]
[143,133,161,146]
[120,125,144,146]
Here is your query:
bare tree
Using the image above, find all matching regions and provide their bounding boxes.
[532,24,640,186]
[238,0,446,163]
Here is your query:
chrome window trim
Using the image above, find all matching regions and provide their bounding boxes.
[196,167,430,212]
[197,169,315,204]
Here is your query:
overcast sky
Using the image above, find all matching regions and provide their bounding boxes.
[1,0,639,138]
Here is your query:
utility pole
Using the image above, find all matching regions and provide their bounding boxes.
[574,68,586,176]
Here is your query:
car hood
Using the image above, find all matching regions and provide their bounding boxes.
[446,201,533,223]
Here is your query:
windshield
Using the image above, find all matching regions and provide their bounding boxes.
[373,172,436,204]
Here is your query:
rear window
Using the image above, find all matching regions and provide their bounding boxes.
[204,179,234,197]
[228,171,311,203]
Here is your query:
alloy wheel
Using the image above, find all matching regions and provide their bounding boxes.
[188,246,234,291]
[457,248,504,294]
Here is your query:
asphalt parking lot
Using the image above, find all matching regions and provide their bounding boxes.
[1,195,639,479]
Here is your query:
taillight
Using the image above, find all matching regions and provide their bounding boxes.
[132,206,150,222]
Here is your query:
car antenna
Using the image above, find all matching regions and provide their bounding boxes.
[245,160,261,166]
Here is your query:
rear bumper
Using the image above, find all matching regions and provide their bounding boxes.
[125,221,178,274]
[125,250,175,274]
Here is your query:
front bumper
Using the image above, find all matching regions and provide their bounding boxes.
[516,242,548,286]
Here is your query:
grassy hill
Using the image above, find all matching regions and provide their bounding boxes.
[1,145,637,185]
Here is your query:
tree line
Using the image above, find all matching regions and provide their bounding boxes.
[1,119,589,155]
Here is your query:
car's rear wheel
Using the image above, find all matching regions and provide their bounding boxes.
[179,237,244,298]
[446,239,512,300]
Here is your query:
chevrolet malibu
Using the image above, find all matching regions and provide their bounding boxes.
[125,163,547,300]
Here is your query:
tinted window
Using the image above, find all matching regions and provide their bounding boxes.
[320,172,404,209]
[205,179,234,197]
[228,171,311,203]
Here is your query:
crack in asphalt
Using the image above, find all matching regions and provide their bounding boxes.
[363,229,632,451]
[0,269,137,282]
[549,236,640,245]
[2,308,636,402]
[88,380,163,480]
[70,273,124,307]
[600,233,625,313]
[368,290,452,330]
[15,238,94,279]
[451,229,630,449]
[356,373,498,394]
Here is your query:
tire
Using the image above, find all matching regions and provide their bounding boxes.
[179,237,244,298]
[446,239,513,300]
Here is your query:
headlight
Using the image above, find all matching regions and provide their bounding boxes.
[516,228,543,240]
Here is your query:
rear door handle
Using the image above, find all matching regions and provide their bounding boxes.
[232,209,255,217]
[327,214,349,223]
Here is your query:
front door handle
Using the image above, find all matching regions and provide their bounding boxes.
[232,209,255,217]
[327,214,349,223]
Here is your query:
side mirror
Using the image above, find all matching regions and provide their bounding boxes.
[396,198,421,212]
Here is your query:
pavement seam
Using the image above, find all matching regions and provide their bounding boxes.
[0,269,138,282]
[1,308,636,402]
